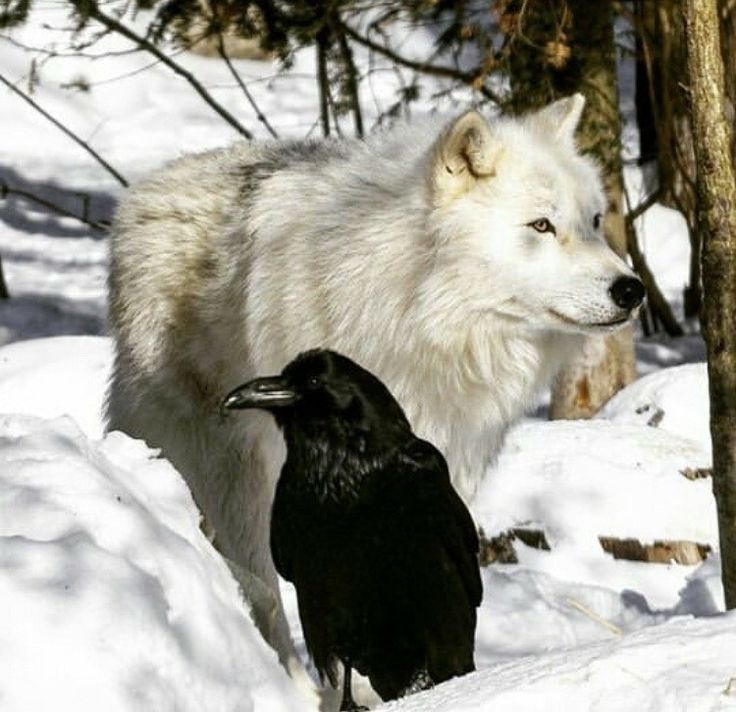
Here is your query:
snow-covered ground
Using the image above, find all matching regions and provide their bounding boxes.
[0,337,729,711]
[1,4,732,712]
[0,411,309,712]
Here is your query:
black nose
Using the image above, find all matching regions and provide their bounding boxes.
[609,276,645,311]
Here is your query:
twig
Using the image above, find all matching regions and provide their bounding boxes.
[724,676,736,696]
[0,33,142,61]
[626,221,684,336]
[87,51,185,87]
[625,188,662,226]
[216,33,278,139]
[303,114,323,140]
[342,21,502,104]
[564,598,623,636]
[0,72,128,187]
[623,184,684,336]
[80,2,253,140]
[0,181,109,232]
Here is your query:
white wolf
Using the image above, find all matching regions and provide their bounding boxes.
[106,94,642,671]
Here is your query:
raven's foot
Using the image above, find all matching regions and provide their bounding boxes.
[339,703,368,712]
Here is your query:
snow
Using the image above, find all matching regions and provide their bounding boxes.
[386,611,736,712]
[0,333,729,712]
[475,418,713,548]
[1,3,731,711]
[0,336,111,437]
[0,413,310,712]
[598,363,711,458]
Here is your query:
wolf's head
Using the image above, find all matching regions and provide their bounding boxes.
[418,94,643,340]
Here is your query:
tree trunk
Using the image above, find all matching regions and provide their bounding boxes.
[684,0,736,609]
[336,26,364,138]
[506,0,637,418]
[634,4,658,166]
[316,28,331,137]
[635,0,701,318]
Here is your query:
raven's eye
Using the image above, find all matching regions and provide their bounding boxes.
[593,213,602,229]
[307,376,320,389]
[528,218,556,235]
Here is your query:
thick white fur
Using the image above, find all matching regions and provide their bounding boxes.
[106,95,637,671]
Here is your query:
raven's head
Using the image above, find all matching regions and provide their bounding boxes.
[222,349,410,444]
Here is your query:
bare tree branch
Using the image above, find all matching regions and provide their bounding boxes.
[341,21,502,105]
[216,33,278,139]
[625,188,662,225]
[623,186,683,336]
[0,33,142,60]
[0,72,129,187]
[0,180,109,232]
[79,2,253,140]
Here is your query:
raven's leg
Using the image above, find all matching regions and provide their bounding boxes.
[340,663,368,712]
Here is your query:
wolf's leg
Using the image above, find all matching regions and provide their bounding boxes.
[211,429,320,703]
[223,553,316,700]
[222,518,319,705]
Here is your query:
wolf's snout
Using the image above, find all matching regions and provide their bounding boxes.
[609,276,645,311]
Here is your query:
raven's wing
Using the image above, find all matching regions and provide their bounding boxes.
[362,436,482,698]
[399,437,482,610]
[270,470,298,583]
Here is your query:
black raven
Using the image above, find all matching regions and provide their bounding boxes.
[223,349,482,710]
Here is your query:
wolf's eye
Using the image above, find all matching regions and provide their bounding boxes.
[593,213,602,229]
[528,218,556,235]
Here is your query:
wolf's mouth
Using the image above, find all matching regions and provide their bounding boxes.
[547,309,630,329]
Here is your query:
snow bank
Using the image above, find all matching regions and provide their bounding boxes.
[474,417,714,551]
[598,363,711,458]
[0,337,725,712]
[671,551,724,618]
[469,360,720,662]
[385,610,736,712]
[0,414,312,712]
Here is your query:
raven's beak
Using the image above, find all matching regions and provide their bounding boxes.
[222,376,299,412]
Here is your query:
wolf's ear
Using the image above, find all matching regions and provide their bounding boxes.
[530,93,586,142]
[430,110,501,204]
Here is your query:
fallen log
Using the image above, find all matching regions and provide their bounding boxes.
[598,536,711,565]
